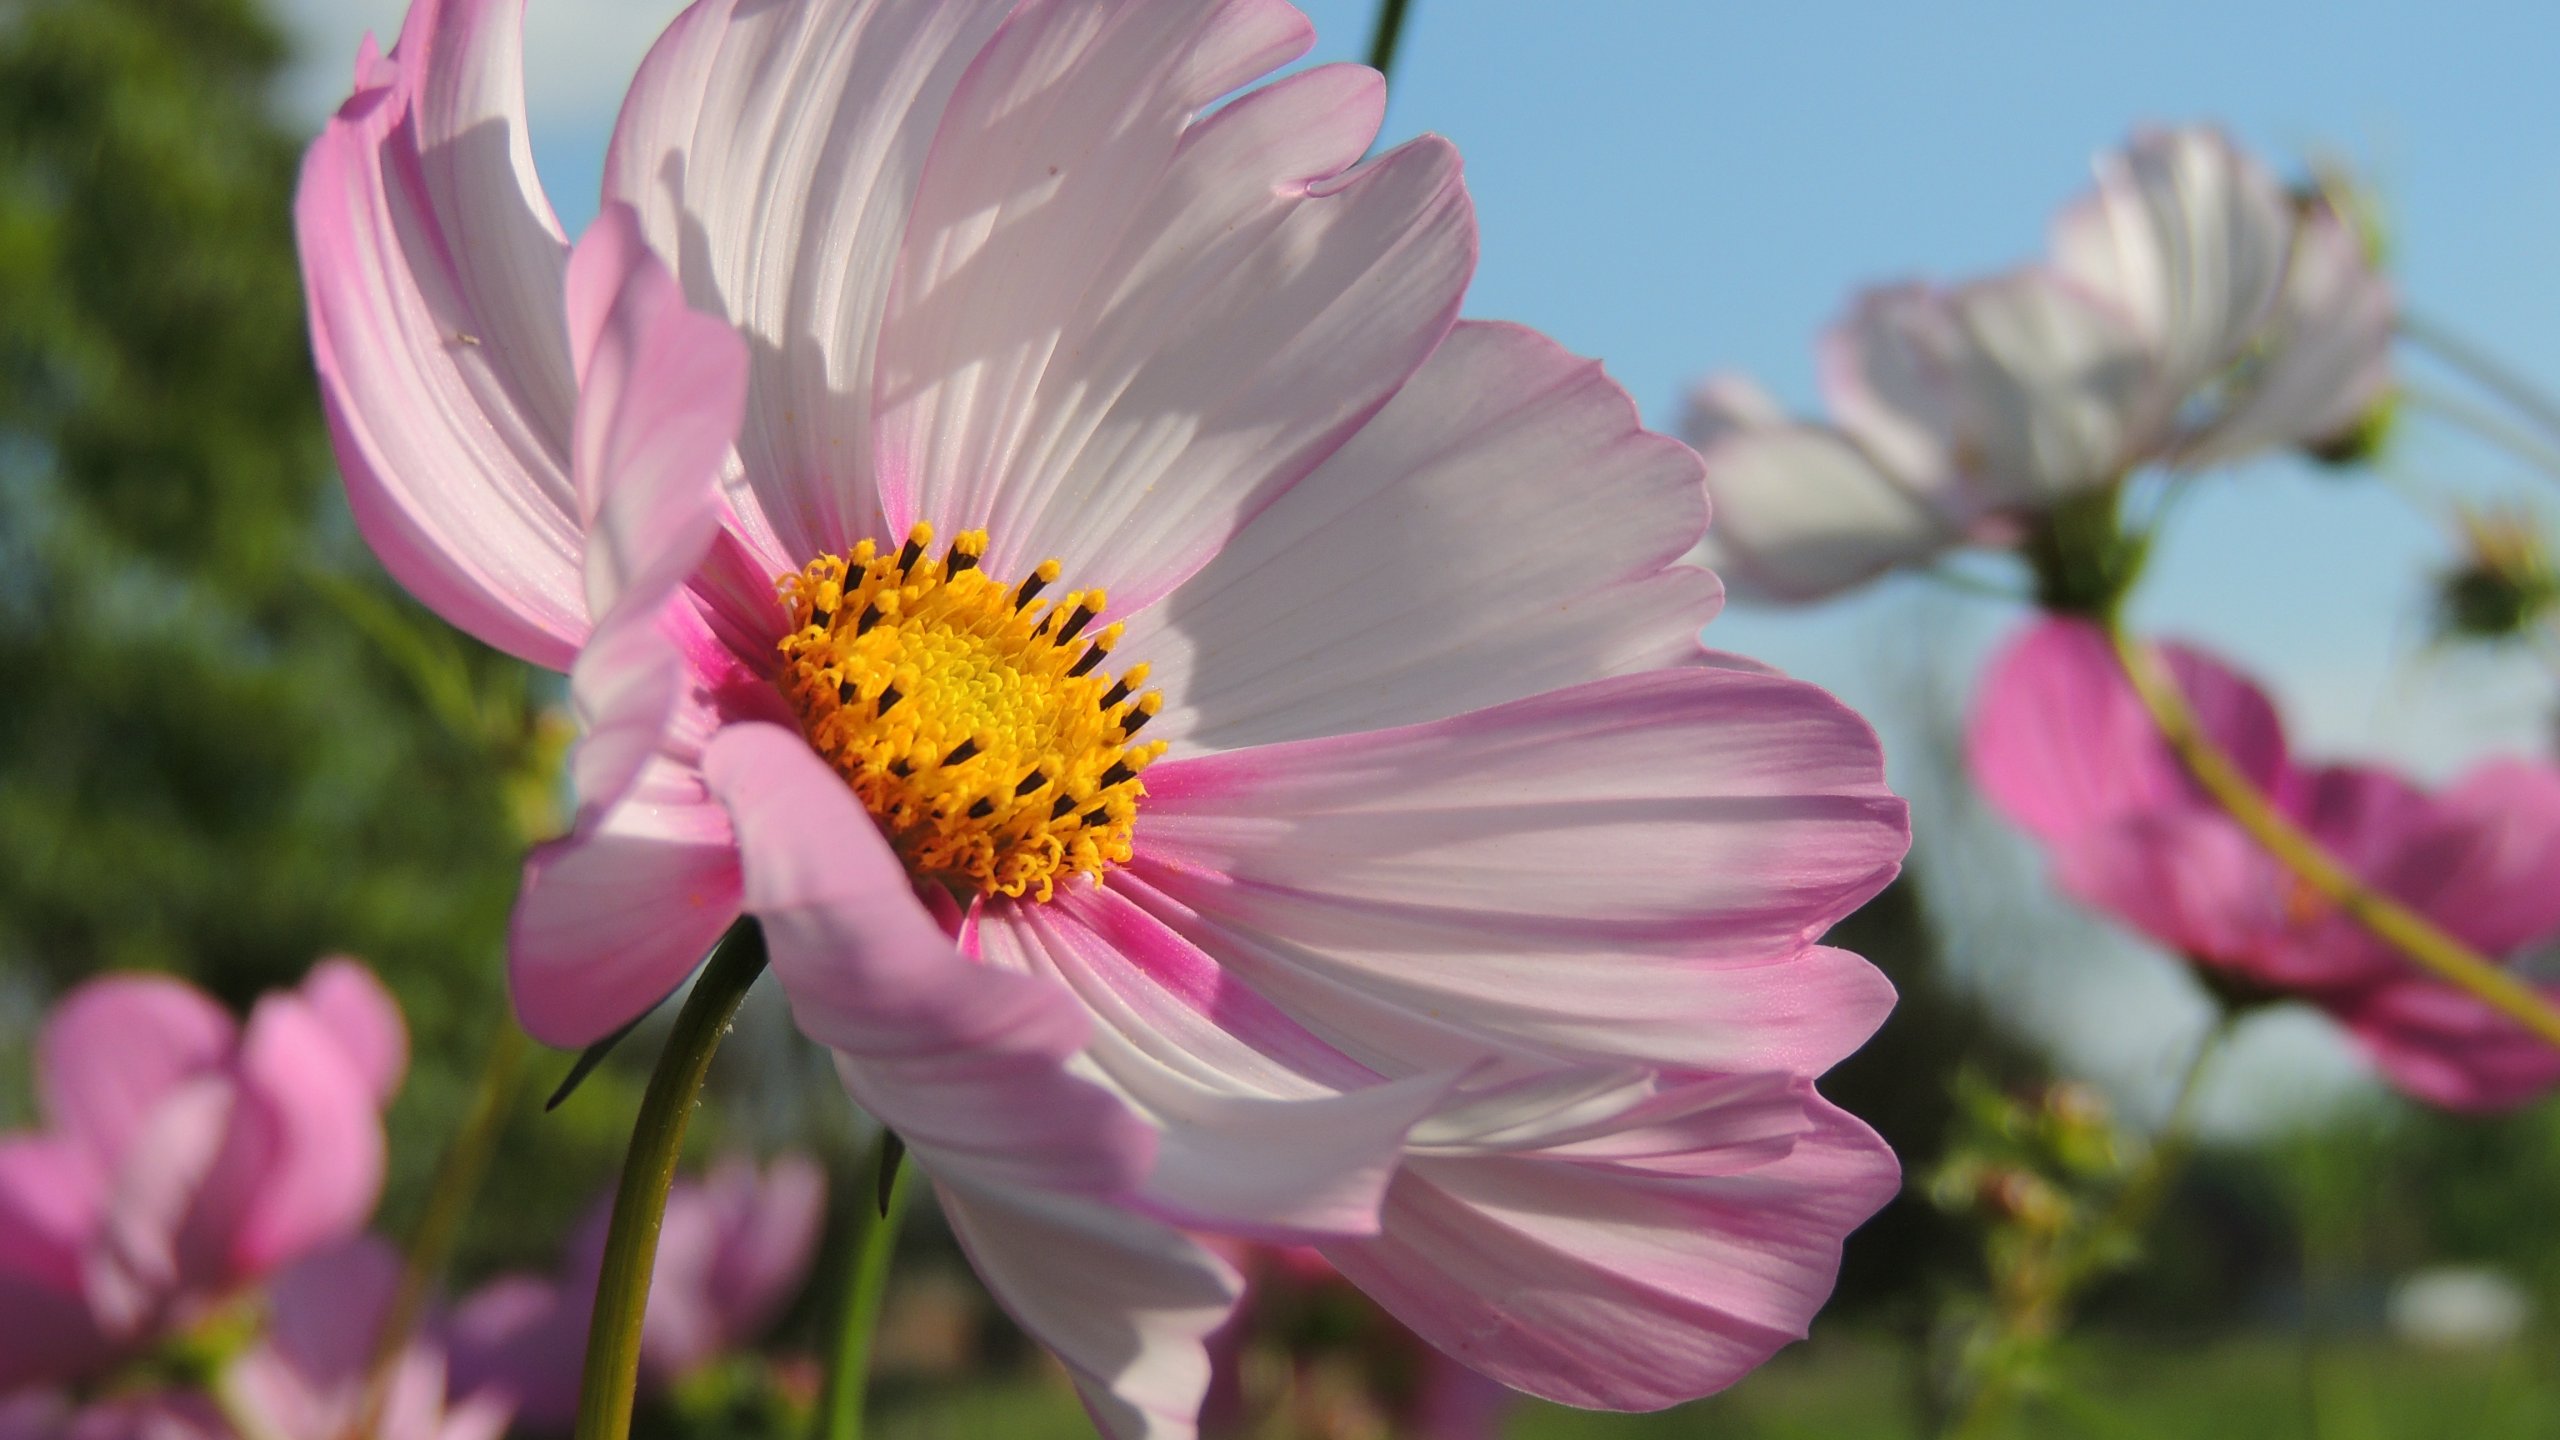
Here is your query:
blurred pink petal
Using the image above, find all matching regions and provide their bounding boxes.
[1972,618,2560,1107]
[2050,125,2292,417]
[3,963,405,1389]
[38,978,235,1173]
[1967,616,2287,848]
[228,1237,514,1440]
[1694,124,2386,603]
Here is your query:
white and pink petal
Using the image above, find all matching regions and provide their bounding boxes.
[296,0,584,670]
[876,7,1474,617]
[1121,321,1717,753]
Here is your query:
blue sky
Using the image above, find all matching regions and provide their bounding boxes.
[283,0,2560,1125]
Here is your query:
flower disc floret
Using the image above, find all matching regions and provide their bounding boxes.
[776,524,1165,901]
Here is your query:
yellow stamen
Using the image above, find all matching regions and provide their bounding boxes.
[775,523,1166,901]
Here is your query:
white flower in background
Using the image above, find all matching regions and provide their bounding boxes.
[1688,126,2395,603]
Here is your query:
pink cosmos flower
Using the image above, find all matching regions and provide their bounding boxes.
[1690,126,2394,602]
[223,1238,513,1440]
[1969,617,2560,1110]
[0,961,405,1394]
[444,1155,826,1430]
[297,1,1909,1431]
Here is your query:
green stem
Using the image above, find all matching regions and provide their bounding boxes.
[1945,1027,2231,1440]
[349,1015,529,1440]
[571,921,770,1440]
[1365,0,1415,81]
[2400,311,2560,454]
[2399,381,2560,482]
[2108,626,2560,1051]
[816,1131,915,1440]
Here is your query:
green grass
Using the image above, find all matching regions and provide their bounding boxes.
[859,1329,2560,1439]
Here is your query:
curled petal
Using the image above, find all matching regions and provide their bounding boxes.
[295,0,583,668]
[563,203,748,628]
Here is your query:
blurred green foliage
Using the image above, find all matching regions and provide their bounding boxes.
[0,0,645,1270]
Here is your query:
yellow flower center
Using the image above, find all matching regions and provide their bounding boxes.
[775,524,1165,902]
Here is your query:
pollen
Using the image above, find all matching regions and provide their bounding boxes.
[775,523,1166,902]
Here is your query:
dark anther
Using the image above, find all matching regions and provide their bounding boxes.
[877,684,902,714]
[1120,707,1155,737]
[1097,761,1136,790]
[1014,770,1047,796]
[943,737,981,766]
[856,603,882,636]
[1014,573,1051,609]
[1099,679,1133,710]
[967,797,996,819]
[1083,807,1110,827]
[948,546,979,574]
[837,679,858,706]
[1051,794,1079,820]
[812,607,833,628]
[889,759,914,778]
[898,534,927,571]
[1067,646,1105,679]
[1055,604,1097,645]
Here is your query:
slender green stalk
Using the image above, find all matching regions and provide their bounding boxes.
[1365,0,1414,81]
[1946,1024,2232,1440]
[2108,627,2560,1051]
[2400,381,2560,482]
[2401,311,2560,453]
[816,1131,915,1440]
[348,1016,529,1440]
[572,921,770,1440]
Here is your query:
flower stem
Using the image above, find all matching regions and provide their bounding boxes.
[349,1013,528,1440]
[1365,0,1415,81]
[1946,1024,2231,1440]
[2400,311,2560,454]
[816,1130,914,1440]
[572,920,770,1440]
[2399,380,2560,483]
[2106,625,2560,1050]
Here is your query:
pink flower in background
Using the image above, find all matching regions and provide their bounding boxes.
[224,1237,512,1440]
[1202,1244,1514,1440]
[0,960,405,1394]
[1969,617,2560,1110]
[298,0,1908,1429]
[1690,126,2394,602]
[0,1392,230,1440]
[446,1155,825,1430]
